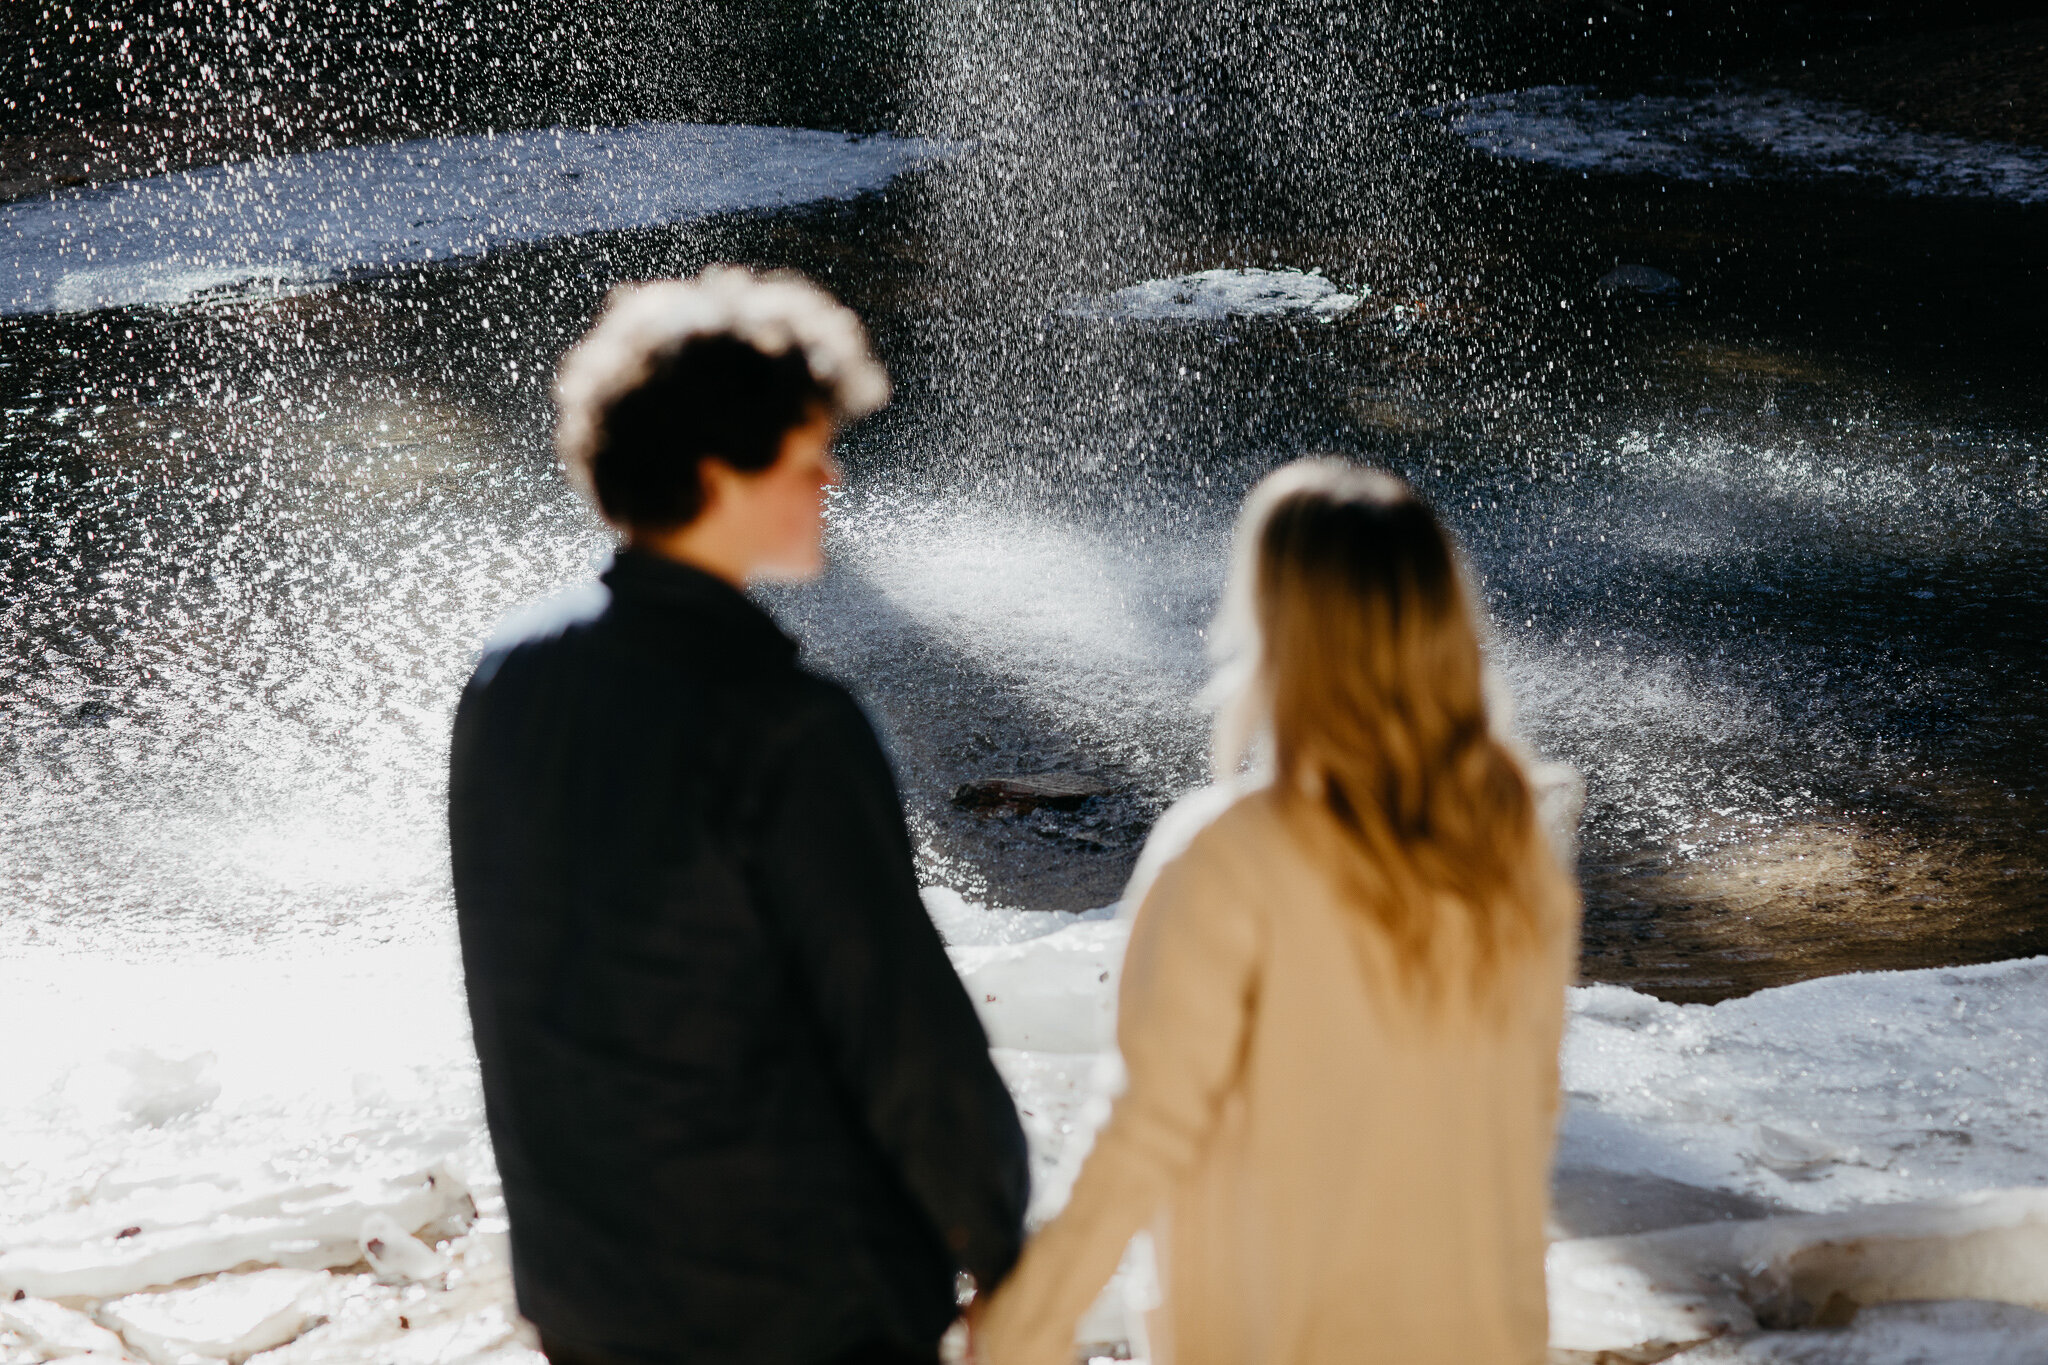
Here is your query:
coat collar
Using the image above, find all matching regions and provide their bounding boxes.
[600,546,799,665]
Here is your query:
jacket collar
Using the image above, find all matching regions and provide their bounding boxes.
[600,546,799,665]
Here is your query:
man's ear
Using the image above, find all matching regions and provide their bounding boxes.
[696,455,739,514]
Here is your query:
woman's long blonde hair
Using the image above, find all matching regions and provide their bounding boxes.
[1212,460,1568,1001]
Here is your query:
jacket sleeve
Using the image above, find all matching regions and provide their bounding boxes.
[976,830,1261,1365]
[750,687,1030,1292]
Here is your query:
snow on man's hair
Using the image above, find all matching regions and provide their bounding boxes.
[554,266,890,506]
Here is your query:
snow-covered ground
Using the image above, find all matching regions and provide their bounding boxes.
[5,894,2047,1363]
[1436,85,2048,203]
[0,123,939,316]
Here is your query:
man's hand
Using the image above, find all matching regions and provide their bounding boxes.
[963,1294,991,1364]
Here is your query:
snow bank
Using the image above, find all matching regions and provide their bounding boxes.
[1667,1300,2048,1364]
[1556,957,2048,1212]
[0,123,939,316]
[1060,268,1363,322]
[1436,85,2048,203]
[0,1165,473,1301]
[1551,1188,2048,1356]
[97,1267,332,1362]
[6,911,2048,1362]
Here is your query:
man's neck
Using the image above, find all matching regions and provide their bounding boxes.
[627,524,750,587]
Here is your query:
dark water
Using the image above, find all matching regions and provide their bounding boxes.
[2,6,2043,1001]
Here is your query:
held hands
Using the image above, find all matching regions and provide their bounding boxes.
[940,1295,989,1364]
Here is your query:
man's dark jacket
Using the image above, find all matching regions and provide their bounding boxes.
[449,549,1029,1365]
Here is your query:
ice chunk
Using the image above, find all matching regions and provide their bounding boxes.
[953,921,1130,1052]
[111,1049,221,1128]
[98,1268,330,1364]
[1061,268,1363,322]
[237,1235,519,1365]
[1749,1125,1850,1181]
[0,1297,131,1358]
[248,1299,525,1365]
[0,1167,475,1301]
[359,1214,450,1284]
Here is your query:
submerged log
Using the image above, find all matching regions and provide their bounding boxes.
[950,773,1121,815]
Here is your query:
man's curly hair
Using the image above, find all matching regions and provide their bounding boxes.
[555,267,891,530]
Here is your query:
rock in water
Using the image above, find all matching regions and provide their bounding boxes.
[950,774,1121,815]
[1598,264,1683,295]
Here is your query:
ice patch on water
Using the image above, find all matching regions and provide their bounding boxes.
[1438,85,2048,203]
[1,123,940,316]
[1061,267,1364,321]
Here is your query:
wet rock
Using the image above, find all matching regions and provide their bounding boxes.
[1346,389,1440,435]
[65,698,117,728]
[1598,264,1682,295]
[950,773,1122,815]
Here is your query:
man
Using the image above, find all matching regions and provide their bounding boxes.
[450,268,1029,1365]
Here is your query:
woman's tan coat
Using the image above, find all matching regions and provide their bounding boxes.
[977,785,1578,1365]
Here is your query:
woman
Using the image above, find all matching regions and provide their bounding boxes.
[974,460,1580,1365]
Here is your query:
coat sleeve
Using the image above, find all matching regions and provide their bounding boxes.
[976,829,1261,1365]
[749,687,1030,1292]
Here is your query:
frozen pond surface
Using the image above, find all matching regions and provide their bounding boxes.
[1438,85,2048,203]
[2,105,2043,993]
[1,123,937,315]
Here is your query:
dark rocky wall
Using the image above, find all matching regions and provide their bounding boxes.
[1,0,911,142]
[1434,0,2044,90]
[2,0,2039,202]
